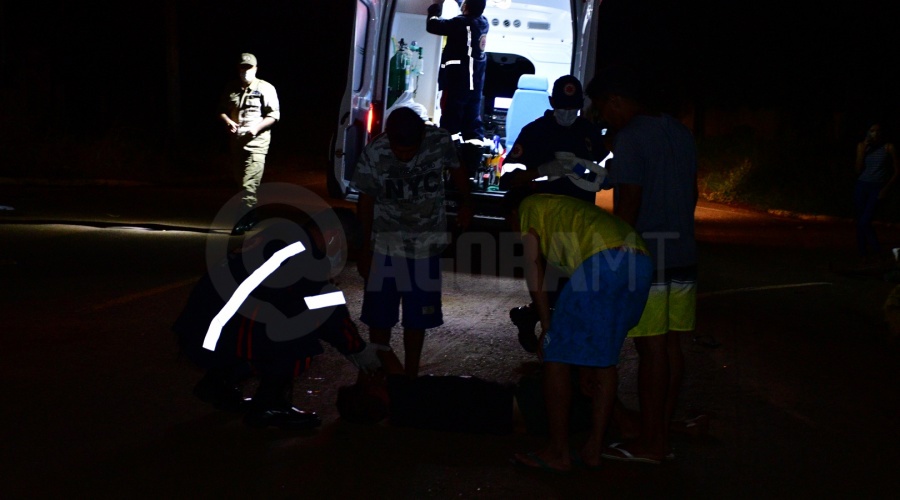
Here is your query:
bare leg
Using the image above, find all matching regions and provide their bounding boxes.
[369,327,392,346]
[513,361,573,471]
[631,334,669,459]
[611,397,642,440]
[403,328,425,378]
[582,366,618,467]
[665,330,685,424]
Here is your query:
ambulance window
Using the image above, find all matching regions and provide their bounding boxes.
[352,1,368,92]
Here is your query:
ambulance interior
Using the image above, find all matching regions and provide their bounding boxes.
[387,0,575,190]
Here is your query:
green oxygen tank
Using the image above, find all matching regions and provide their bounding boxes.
[387,38,411,108]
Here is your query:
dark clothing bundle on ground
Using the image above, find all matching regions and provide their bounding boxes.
[384,368,592,436]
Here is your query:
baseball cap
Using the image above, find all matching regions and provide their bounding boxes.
[551,75,584,109]
[239,53,258,67]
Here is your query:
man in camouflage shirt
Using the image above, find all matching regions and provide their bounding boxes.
[351,107,472,378]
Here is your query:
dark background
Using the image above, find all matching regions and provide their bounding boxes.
[0,0,896,182]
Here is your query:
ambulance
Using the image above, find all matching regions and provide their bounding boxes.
[329,0,602,222]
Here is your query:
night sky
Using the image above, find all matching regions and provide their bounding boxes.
[0,0,896,168]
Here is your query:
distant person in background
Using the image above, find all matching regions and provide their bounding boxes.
[219,52,281,236]
[426,0,489,142]
[853,121,898,264]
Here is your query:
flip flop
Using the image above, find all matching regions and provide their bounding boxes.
[601,443,662,465]
[570,451,602,470]
[510,452,571,474]
[682,414,710,436]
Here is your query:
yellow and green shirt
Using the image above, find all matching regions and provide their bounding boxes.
[518,194,647,275]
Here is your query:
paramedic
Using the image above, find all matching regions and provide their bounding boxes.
[499,75,608,204]
[426,0,489,142]
[172,214,384,430]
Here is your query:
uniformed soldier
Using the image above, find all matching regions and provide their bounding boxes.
[219,53,281,235]
[426,0,489,142]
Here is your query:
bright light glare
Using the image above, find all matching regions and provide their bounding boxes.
[203,241,306,351]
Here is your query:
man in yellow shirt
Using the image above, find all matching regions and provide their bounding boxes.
[509,193,652,471]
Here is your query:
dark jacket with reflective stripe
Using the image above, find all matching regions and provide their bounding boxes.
[426,2,489,92]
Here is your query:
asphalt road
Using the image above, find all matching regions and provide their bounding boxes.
[2,170,900,498]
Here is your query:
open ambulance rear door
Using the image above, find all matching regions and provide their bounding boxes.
[329,0,603,212]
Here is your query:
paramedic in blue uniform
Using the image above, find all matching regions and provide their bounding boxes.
[500,75,609,204]
[173,216,384,429]
[426,0,489,142]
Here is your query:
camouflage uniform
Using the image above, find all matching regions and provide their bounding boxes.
[221,77,280,208]
[351,125,460,259]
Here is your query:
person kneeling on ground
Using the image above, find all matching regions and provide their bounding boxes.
[508,191,652,472]
[172,211,383,429]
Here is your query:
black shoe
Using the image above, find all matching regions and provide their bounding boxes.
[231,211,259,236]
[243,406,322,430]
[510,305,539,353]
[193,375,249,413]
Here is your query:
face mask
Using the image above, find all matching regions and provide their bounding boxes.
[554,108,579,127]
[240,69,256,83]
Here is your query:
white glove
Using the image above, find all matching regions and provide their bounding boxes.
[536,152,576,178]
[345,343,392,374]
[537,152,607,192]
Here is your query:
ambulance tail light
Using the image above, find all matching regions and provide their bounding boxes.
[365,101,383,143]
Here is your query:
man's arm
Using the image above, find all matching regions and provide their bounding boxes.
[426,0,459,35]
[319,305,366,354]
[220,113,238,134]
[855,140,868,176]
[249,116,276,137]
[614,183,643,227]
[356,192,375,280]
[251,84,280,136]
[522,229,551,359]
[376,348,405,375]
[880,143,899,199]
[448,162,473,230]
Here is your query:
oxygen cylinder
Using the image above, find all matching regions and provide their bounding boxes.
[387,38,412,108]
[408,40,424,94]
[409,40,424,76]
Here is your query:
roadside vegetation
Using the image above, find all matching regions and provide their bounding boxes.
[697,121,900,223]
